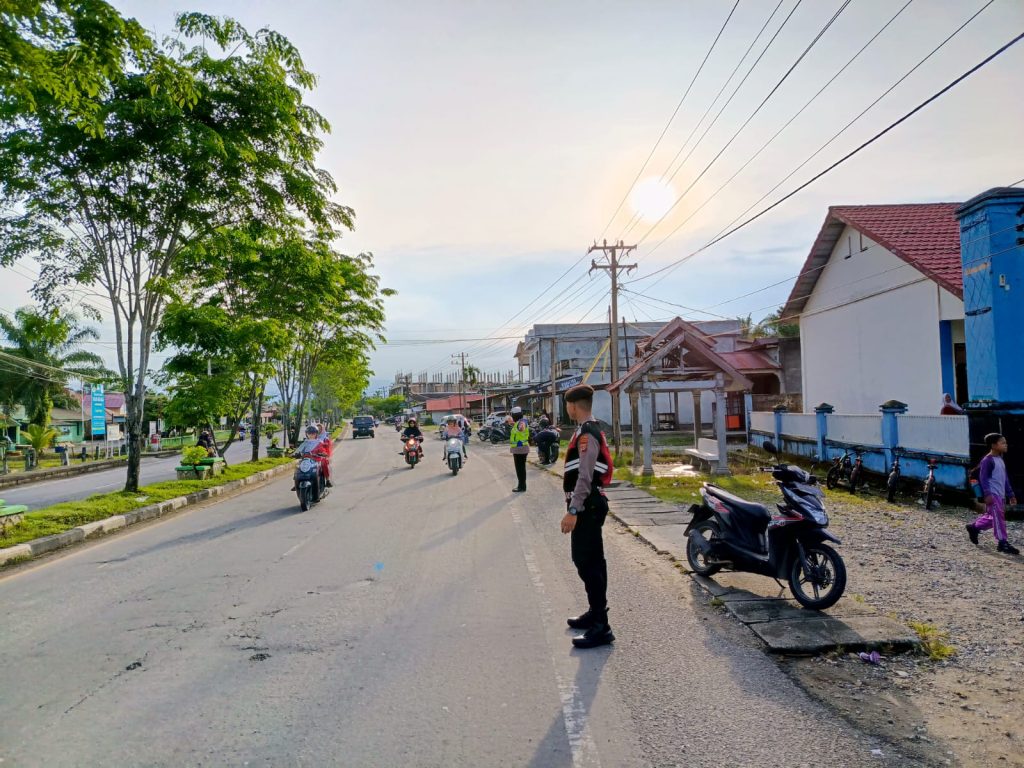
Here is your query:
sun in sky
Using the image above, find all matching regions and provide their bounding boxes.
[629,177,677,222]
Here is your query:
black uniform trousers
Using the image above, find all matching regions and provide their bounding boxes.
[513,452,527,489]
[570,490,609,617]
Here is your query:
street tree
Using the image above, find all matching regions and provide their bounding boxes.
[274,248,389,446]
[0,307,108,426]
[0,13,351,491]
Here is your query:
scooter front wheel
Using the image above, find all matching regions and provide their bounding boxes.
[789,543,846,610]
[298,485,311,512]
[825,467,840,490]
[685,521,722,577]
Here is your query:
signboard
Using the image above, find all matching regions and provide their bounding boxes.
[556,375,584,393]
[90,383,106,437]
[526,375,585,396]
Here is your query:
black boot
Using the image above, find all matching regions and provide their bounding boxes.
[572,611,614,649]
[567,610,597,630]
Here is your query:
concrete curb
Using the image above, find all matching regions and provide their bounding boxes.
[0,463,295,567]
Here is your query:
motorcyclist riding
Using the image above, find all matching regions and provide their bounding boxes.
[294,424,332,488]
[443,415,468,462]
[401,418,424,459]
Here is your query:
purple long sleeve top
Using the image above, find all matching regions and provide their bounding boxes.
[979,454,1014,500]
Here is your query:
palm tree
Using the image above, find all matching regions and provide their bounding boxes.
[23,423,58,453]
[0,307,110,427]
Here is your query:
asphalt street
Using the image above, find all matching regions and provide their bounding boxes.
[0,431,910,767]
[1,440,254,510]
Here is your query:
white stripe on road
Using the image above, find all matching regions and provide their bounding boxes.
[509,504,602,768]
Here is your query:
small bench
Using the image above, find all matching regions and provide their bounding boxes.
[684,437,721,470]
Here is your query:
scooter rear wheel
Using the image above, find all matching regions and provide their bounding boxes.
[685,521,723,577]
[789,543,846,610]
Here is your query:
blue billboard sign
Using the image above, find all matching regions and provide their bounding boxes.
[91,383,106,437]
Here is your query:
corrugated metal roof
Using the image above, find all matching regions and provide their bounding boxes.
[719,350,779,371]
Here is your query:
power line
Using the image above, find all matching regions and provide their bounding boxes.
[635,0,852,249]
[629,217,1024,328]
[599,0,741,241]
[640,0,917,261]
[616,0,788,244]
[629,27,1024,288]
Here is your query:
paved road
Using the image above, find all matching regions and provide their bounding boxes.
[0,441,254,509]
[0,433,909,767]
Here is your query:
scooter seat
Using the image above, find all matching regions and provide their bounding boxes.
[705,485,771,522]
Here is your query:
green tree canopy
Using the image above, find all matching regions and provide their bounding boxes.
[0,12,353,490]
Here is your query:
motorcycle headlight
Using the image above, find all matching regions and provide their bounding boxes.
[298,458,317,473]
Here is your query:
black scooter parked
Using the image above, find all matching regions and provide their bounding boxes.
[684,441,847,610]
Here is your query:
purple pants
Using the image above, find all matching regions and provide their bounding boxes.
[973,496,1007,542]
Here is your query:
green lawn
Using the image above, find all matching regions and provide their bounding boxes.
[0,457,293,548]
[617,469,780,505]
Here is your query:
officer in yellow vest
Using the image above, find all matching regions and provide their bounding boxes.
[509,406,531,492]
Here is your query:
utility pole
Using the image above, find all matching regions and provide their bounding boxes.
[452,352,468,413]
[588,239,637,457]
[550,338,557,422]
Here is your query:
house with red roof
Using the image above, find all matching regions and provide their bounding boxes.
[783,202,965,414]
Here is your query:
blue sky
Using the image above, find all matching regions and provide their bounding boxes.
[3,0,1022,395]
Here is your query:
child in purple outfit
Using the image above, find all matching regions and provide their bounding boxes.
[966,433,1019,555]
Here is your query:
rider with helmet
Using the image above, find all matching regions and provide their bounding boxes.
[443,415,468,462]
[401,417,424,459]
[295,424,332,487]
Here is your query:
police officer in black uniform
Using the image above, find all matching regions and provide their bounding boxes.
[560,384,614,648]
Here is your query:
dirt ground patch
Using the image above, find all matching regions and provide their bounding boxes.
[785,490,1024,767]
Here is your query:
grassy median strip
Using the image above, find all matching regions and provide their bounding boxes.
[0,457,293,548]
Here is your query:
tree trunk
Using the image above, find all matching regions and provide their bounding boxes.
[250,384,265,463]
[124,393,144,492]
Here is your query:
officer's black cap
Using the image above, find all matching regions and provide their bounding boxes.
[565,384,595,403]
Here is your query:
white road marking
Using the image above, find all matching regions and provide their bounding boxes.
[281,540,308,558]
[509,503,602,768]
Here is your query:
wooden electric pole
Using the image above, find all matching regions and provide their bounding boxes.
[588,239,637,457]
[452,352,468,412]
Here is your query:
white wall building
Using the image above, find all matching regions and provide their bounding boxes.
[785,203,965,415]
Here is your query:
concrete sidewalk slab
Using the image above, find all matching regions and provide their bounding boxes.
[750,615,920,654]
[628,524,689,556]
[725,596,877,624]
[693,572,919,653]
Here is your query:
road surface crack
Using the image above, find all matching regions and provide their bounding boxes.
[64,652,149,715]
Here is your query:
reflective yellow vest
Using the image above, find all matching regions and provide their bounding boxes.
[510,418,530,447]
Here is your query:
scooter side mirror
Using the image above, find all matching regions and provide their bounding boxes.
[762,440,779,455]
